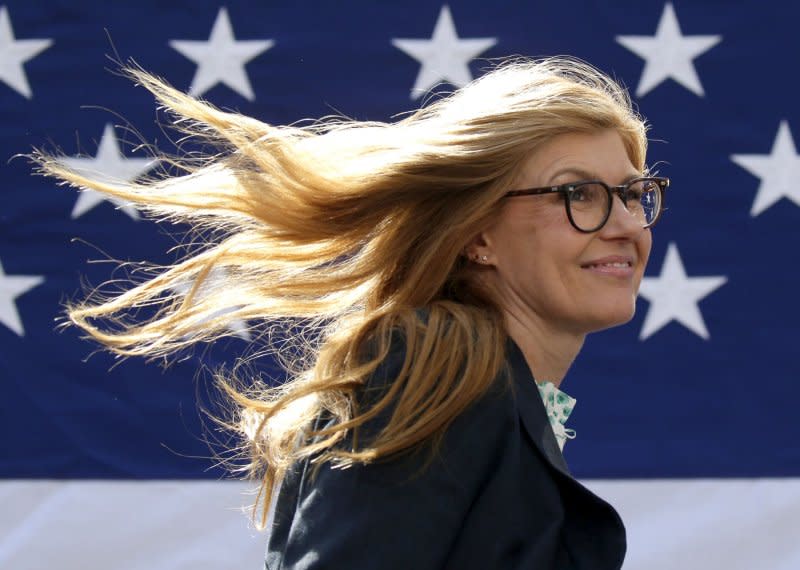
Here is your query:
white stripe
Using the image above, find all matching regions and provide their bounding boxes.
[1,479,798,569]
[585,478,800,570]
[0,480,263,570]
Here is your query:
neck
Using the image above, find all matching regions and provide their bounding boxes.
[503,309,585,389]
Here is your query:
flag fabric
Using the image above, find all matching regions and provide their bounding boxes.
[1,2,798,568]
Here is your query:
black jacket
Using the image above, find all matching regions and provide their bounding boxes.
[264,338,626,569]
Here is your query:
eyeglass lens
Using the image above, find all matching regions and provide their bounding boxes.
[568,180,661,231]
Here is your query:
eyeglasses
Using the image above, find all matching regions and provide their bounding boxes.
[504,176,670,233]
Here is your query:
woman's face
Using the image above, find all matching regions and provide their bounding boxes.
[475,129,652,335]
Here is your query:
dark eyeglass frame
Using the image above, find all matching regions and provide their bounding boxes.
[503,176,670,233]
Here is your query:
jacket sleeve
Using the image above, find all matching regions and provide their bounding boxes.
[266,347,517,570]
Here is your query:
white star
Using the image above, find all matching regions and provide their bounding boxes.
[60,124,157,221]
[616,2,721,97]
[731,121,800,217]
[169,7,274,101]
[638,243,727,340]
[392,5,496,100]
[0,6,52,98]
[171,267,251,342]
[0,259,44,337]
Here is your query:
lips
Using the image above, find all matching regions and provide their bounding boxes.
[580,256,636,278]
[580,255,635,269]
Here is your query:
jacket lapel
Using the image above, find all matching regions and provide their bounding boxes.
[505,338,574,480]
[505,339,628,568]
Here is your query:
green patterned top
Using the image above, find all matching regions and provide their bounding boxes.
[536,381,577,452]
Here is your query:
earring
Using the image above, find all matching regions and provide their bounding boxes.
[481,255,488,262]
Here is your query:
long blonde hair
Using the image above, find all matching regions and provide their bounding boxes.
[33,56,647,527]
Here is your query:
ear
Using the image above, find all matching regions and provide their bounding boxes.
[463,231,494,265]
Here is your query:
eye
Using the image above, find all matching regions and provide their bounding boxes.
[626,186,643,200]
[570,187,588,202]
[569,183,603,204]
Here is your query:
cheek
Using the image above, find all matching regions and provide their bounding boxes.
[634,232,653,284]
[640,232,653,267]
[491,204,573,281]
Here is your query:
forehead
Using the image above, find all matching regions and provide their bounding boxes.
[515,129,639,187]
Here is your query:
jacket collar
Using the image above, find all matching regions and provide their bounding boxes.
[505,337,574,480]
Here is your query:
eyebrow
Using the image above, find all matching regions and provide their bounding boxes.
[546,167,642,186]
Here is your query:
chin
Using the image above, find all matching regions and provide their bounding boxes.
[585,303,637,333]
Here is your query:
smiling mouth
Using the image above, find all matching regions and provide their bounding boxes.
[581,261,633,269]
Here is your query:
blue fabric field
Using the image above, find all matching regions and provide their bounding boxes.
[0,1,797,568]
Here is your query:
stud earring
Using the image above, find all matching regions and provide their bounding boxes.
[481,255,488,262]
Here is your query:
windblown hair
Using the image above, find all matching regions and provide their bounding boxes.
[33,56,647,527]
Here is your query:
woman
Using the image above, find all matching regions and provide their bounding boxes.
[35,56,667,569]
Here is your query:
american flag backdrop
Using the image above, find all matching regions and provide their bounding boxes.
[1,1,798,568]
